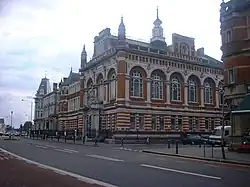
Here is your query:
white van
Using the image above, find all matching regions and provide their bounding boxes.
[207,126,231,146]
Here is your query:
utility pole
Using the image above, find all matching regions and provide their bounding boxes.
[10,111,13,136]
[220,86,226,159]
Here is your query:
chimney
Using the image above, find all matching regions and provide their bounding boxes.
[197,47,205,56]
[53,83,58,91]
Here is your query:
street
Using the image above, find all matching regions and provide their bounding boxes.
[0,139,249,187]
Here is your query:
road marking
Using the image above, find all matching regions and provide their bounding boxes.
[176,160,186,164]
[0,148,119,187]
[55,149,74,153]
[35,145,48,149]
[64,149,78,153]
[46,145,57,148]
[207,164,219,168]
[156,157,166,161]
[141,164,222,180]
[86,154,124,162]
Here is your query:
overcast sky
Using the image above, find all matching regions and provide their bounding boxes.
[0,0,222,127]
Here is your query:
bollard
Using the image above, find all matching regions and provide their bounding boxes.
[73,135,76,144]
[168,140,171,149]
[175,141,179,154]
[203,142,206,158]
[121,138,124,147]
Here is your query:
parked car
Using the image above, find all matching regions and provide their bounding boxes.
[182,134,203,145]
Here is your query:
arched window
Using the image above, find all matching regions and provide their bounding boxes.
[204,82,213,104]
[109,74,116,100]
[188,79,197,102]
[171,77,181,101]
[130,71,143,97]
[151,74,163,99]
[97,79,104,101]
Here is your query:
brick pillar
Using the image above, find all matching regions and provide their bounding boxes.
[116,112,130,130]
[144,114,152,130]
[199,117,205,131]
[117,51,126,101]
[182,116,189,132]
[164,116,171,130]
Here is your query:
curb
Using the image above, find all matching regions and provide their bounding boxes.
[142,150,250,167]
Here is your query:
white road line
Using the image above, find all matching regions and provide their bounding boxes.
[35,145,48,149]
[55,149,74,153]
[207,164,219,168]
[46,145,57,148]
[176,160,186,164]
[141,164,222,180]
[86,154,124,162]
[64,149,78,153]
[0,148,119,187]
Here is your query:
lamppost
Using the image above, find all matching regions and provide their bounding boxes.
[219,84,226,159]
[10,111,13,136]
[21,99,33,122]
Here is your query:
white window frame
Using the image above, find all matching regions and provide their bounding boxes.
[171,77,181,101]
[204,82,213,104]
[130,71,143,98]
[151,74,163,99]
[188,79,197,103]
[228,68,235,84]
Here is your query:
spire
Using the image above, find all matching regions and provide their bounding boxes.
[157,6,159,19]
[150,6,165,44]
[118,16,126,42]
[81,44,87,69]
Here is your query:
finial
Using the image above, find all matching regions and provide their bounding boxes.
[157,6,159,19]
[83,44,85,51]
[70,66,72,72]
[121,15,124,23]
[45,71,47,78]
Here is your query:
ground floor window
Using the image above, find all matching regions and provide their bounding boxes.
[171,116,182,130]
[189,117,199,131]
[139,115,144,129]
[159,116,164,130]
[130,114,136,130]
[151,116,157,130]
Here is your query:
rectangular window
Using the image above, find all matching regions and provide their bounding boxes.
[171,116,176,130]
[159,116,164,130]
[139,115,144,129]
[151,116,157,130]
[228,69,235,84]
[130,114,136,130]
[205,118,209,131]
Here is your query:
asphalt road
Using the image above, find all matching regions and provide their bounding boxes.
[0,138,249,187]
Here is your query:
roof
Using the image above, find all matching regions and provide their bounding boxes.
[36,78,51,96]
[61,70,80,86]
[202,55,223,69]
[232,94,250,114]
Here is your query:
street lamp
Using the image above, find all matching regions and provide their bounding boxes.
[10,111,13,136]
[21,99,33,122]
[219,84,226,159]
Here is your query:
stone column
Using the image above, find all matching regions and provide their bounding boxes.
[146,79,151,103]
[125,77,130,101]
[184,83,188,106]
[216,90,219,108]
[166,82,170,104]
[200,86,204,107]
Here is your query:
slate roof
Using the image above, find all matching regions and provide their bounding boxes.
[61,70,80,86]
[36,77,51,96]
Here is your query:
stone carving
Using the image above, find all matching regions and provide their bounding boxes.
[200,72,205,78]
[183,69,188,76]
[146,63,151,70]
[166,67,171,73]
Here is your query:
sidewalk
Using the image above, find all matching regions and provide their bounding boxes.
[143,145,250,166]
[0,151,103,187]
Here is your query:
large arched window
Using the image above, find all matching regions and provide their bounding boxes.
[204,82,213,104]
[188,79,197,103]
[96,75,104,102]
[171,77,181,101]
[130,71,143,97]
[151,74,163,99]
[109,73,116,100]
